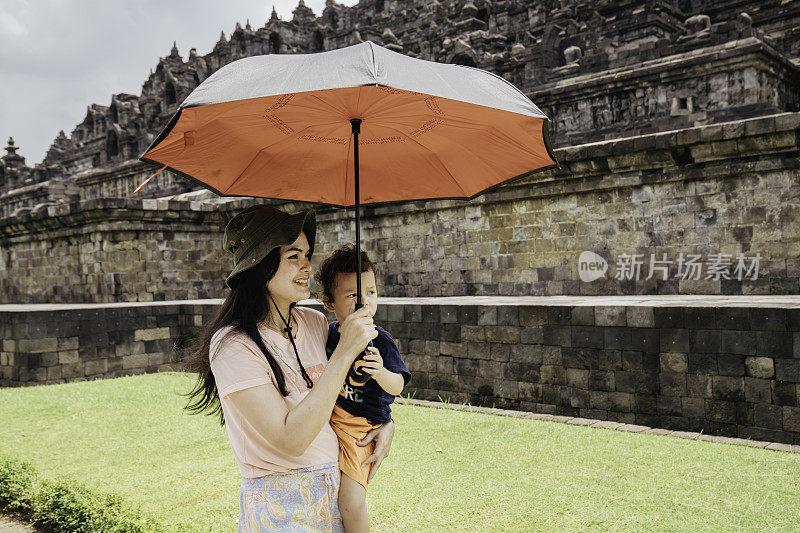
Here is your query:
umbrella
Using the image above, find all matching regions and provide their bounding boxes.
[137,41,557,380]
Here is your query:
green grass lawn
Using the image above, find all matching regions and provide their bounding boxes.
[1,373,799,532]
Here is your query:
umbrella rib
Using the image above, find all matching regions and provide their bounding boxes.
[382,123,469,199]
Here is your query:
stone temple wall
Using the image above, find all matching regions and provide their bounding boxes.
[2,299,798,445]
[1,112,797,305]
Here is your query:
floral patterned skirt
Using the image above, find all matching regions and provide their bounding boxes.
[238,462,344,532]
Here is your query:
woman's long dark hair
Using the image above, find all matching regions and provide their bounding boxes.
[184,248,289,425]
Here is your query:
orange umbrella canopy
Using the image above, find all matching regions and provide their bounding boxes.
[140,41,557,206]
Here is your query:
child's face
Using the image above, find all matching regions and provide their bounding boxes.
[324,269,378,323]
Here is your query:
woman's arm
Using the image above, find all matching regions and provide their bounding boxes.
[228,307,377,456]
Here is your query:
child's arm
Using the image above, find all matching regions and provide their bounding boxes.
[362,347,405,395]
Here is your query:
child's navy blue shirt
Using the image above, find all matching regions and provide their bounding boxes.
[326,322,412,424]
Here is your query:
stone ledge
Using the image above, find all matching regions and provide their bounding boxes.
[397,397,797,453]
[1,295,798,313]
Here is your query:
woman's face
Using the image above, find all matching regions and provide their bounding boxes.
[266,232,312,308]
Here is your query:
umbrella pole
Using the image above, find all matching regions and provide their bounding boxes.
[351,118,363,310]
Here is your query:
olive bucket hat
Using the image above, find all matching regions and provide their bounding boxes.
[223,205,316,288]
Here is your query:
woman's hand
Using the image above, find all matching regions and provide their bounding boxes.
[334,307,378,363]
[357,419,394,483]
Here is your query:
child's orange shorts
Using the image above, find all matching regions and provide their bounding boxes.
[329,404,382,488]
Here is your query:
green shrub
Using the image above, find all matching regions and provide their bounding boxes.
[0,455,162,532]
[32,478,164,533]
[0,456,35,514]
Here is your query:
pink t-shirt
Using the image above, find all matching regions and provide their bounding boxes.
[209,306,339,478]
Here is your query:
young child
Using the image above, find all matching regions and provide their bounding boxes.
[315,244,411,533]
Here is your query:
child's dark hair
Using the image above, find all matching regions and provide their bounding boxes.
[314,243,376,302]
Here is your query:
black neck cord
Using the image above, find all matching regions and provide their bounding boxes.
[267,293,314,389]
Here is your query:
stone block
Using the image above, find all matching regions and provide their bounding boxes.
[572,326,604,349]
[589,370,614,391]
[598,350,622,371]
[84,359,107,376]
[562,387,589,408]
[541,346,562,365]
[595,307,626,327]
[775,360,800,382]
[134,327,171,342]
[688,352,717,374]
[2,340,15,352]
[461,326,485,342]
[466,342,490,360]
[561,348,594,369]
[719,331,756,355]
[660,373,686,397]
[609,392,632,412]
[745,357,774,379]
[495,380,519,400]
[754,404,783,430]
[772,381,798,407]
[660,352,688,373]
[712,376,745,402]
[682,397,705,418]
[614,371,636,393]
[439,342,461,356]
[684,308,716,330]
[477,307,497,326]
[660,329,689,352]
[485,326,520,344]
[440,306,458,324]
[749,309,787,332]
[744,378,772,404]
[58,350,80,365]
[590,391,611,411]
[629,329,660,352]
[718,355,746,377]
[436,356,453,375]
[757,332,793,358]
[783,406,800,432]
[604,328,629,350]
[716,308,751,331]
[46,366,62,380]
[497,307,519,326]
[690,330,720,353]
[626,307,654,328]
[635,372,659,394]
[540,365,566,385]
[706,399,736,424]
[519,307,548,326]
[520,326,544,344]
[490,344,510,362]
[503,362,538,382]
[61,363,84,379]
[621,351,642,372]
[510,344,543,365]
[543,325,571,347]
[122,353,149,370]
[571,307,594,326]
[566,368,589,388]
[478,360,503,380]
[18,337,58,353]
[657,396,682,416]
[654,308,684,328]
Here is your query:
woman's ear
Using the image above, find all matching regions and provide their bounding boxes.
[322,297,335,312]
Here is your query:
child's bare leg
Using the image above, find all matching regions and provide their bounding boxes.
[338,473,369,533]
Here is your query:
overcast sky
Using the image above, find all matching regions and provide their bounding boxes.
[0,0,358,166]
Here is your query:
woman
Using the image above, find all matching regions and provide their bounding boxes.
[185,205,394,532]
